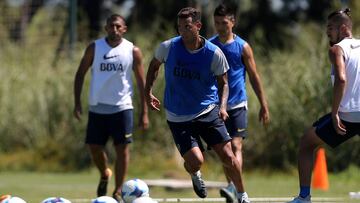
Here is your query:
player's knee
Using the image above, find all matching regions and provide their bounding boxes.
[184,159,202,172]
[192,157,204,168]
[232,142,242,153]
[183,152,204,171]
[221,153,237,168]
[299,129,319,151]
[231,137,243,152]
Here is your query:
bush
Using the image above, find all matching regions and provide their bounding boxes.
[0,8,359,172]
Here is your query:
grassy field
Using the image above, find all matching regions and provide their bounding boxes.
[0,166,359,202]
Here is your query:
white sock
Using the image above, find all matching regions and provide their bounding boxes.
[192,170,201,177]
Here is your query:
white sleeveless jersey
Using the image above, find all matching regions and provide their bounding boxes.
[332,38,360,113]
[89,38,134,109]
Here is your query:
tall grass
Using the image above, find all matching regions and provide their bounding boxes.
[244,23,330,169]
[0,7,359,172]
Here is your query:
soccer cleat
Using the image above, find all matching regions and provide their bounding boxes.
[191,171,207,198]
[237,192,250,203]
[220,183,238,203]
[97,168,113,196]
[287,195,312,203]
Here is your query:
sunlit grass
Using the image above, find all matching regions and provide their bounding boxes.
[0,166,358,202]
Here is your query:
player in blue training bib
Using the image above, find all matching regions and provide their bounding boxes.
[209,3,270,203]
[145,7,249,202]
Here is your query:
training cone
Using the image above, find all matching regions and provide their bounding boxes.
[312,148,329,190]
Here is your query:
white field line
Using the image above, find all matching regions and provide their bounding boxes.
[143,179,227,189]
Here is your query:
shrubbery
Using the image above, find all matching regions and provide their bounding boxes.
[0,7,359,172]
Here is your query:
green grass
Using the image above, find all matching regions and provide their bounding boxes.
[0,166,359,202]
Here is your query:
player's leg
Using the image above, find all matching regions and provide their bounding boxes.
[289,113,356,203]
[232,137,244,171]
[287,127,324,203]
[107,109,133,200]
[183,147,204,173]
[222,137,244,181]
[212,141,250,203]
[299,127,324,188]
[88,144,113,196]
[221,137,243,202]
[225,107,247,173]
[88,144,111,176]
[212,141,244,191]
[167,120,207,198]
[113,143,130,196]
[109,109,134,199]
[86,112,112,196]
[221,107,248,202]
[199,106,249,202]
[183,147,207,198]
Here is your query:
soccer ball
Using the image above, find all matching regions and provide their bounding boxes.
[121,179,149,203]
[91,196,117,203]
[41,197,71,203]
[0,195,26,203]
[132,197,158,203]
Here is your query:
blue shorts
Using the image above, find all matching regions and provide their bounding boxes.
[225,107,247,138]
[313,113,360,148]
[167,106,231,156]
[86,109,133,145]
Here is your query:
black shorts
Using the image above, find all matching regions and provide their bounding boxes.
[225,107,248,138]
[313,113,360,148]
[167,106,231,156]
[86,109,133,145]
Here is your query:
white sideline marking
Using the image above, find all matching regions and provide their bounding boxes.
[143,179,227,189]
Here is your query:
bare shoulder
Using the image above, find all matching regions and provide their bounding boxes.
[242,42,254,57]
[328,45,344,59]
[133,46,143,57]
[329,45,343,54]
[81,42,95,62]
[133,45,141,52]
[84,42,95,54]
[243,42,251,49]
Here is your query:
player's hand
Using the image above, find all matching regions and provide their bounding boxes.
[332,113,346,135]
[73,105,82,121]
[259,106,270,126]
[146,93,161,111]
[219,107,229,121]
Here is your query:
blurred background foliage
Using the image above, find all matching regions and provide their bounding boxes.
[0,0,359,173]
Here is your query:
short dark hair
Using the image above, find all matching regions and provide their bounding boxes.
[177,7,201,22]
[106,14,125,25]
[214,3,236,18]
[327,8,352,29]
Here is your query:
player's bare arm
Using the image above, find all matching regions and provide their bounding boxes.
[133,46,149,130]
[145,57,162,111]
[329,45,347,135]
[243,43,270,125]
[73,42,94,121]
[216,72,229,121]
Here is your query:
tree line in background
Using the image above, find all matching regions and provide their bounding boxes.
[7,0,359,45]
[0,0,359,172]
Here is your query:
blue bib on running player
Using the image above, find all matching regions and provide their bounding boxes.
[209,35,247,106]
[164,36,218,115]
